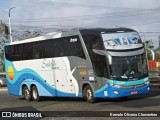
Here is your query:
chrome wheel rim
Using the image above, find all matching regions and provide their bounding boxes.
[33,89,37,99]
[24,89,30,99]
[86,89,92,100]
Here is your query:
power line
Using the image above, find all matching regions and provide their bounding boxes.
[13,0,153,10]
[5,11,159,26]
[2,5,160,26]
[129,19,160,27]
[10,8,160,22]
[9,17,160,30]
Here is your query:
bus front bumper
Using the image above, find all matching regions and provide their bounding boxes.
[95,83,150,98]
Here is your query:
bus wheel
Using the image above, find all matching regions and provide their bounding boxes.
[31,86,40,102]
[23,86,32,101]
[83,85,96,103]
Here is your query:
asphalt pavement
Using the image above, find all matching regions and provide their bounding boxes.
[0,79,160,120]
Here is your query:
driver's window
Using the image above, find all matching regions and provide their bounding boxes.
[82,34,108,77]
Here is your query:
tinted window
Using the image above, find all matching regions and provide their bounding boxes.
[5,45,21,61]
[82,34,108,77]
[33,43,43,59]
[21,43,33,60]
[43,35,85,58]
[5,46,13,61]
[5,35,86,61]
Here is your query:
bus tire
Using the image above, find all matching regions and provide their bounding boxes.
[83,85,96,103]
[31,86,40,102]
[23,86,32,101]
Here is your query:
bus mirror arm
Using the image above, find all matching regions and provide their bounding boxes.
[92,49,112,65]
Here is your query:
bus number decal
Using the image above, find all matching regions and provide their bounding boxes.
[70,38,77,42]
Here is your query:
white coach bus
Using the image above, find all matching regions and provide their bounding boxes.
[4,28,149,103]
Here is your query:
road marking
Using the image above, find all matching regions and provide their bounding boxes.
[0,88,8,92]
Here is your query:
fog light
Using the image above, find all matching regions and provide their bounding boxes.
[147,87,150,91]
[114,91,119,94]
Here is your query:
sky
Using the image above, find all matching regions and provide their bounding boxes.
[0,0,160,47]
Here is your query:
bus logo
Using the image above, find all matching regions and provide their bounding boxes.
[42,59,58,69]
[8,66,14,80]
[70,38,77,42]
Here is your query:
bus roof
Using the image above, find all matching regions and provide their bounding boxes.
[7,27,136,45]
[79,27,136,34]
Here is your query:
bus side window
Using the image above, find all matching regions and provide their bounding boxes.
[6,44,22,61]
[33,43,44,59]
[56,36,85,59]
[22,44,33,60]
[13,45,21,61]
[5,46,13,61]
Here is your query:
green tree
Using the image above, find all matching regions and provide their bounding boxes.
[14,29,42,40]
[156,39,160,60]
[0,20,9,72]
[144,40,154,48]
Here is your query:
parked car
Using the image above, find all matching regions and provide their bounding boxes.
[0,77,7,87]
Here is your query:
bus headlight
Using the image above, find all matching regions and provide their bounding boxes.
[113,91,119,94]
[113,84,120,88]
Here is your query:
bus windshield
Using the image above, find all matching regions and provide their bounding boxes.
[110,54,148,81]
[101,32,142,50]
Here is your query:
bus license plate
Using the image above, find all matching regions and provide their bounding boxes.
[131,91,138,95]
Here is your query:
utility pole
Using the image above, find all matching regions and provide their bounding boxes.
[8,7,16,43]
